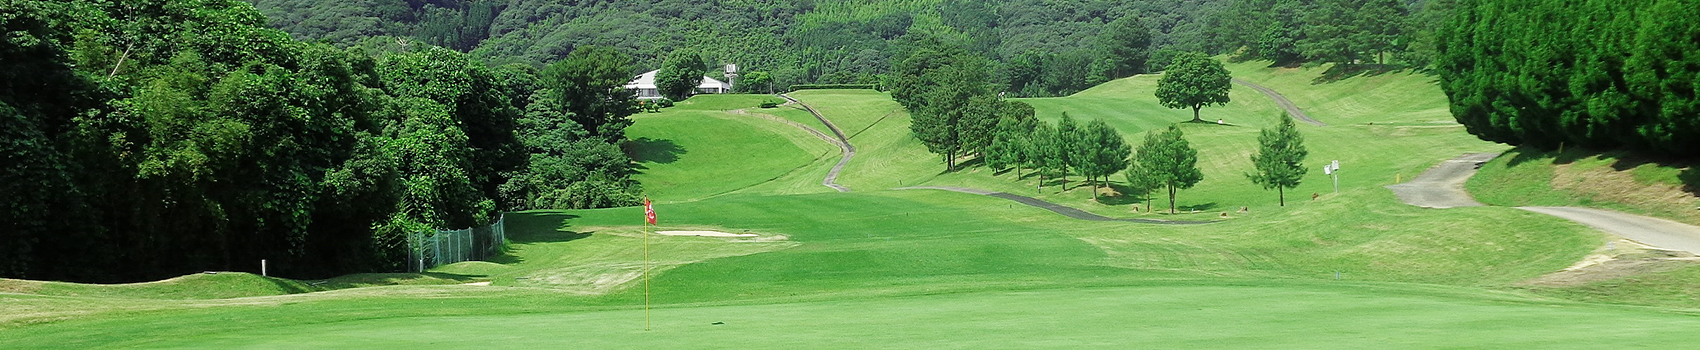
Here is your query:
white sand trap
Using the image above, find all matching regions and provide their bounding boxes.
[658,230,759,238]
[461,281,492,286]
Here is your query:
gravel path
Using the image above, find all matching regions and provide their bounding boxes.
[1232,78,1325,127]
[897,186,1216,225]
[1392,153,1700,255]
[780,94,854,192]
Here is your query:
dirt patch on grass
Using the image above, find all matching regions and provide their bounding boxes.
[1551,161,1700,226]
[0,279,46,294]
[1522,239,1700,287]
[658,230,760,238]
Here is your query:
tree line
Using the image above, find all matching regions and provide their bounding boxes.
[1,0,643,282]
[1205,0,1450,68]
[1436,0,1700,157]
[893,37,1308,213]
[249,0,1231,96]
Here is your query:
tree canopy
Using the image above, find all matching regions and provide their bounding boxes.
[1155,52,1233,123]
[655,49,708,101]
[1130,125,1203,214]
[1246,113,1309,206]
[0,0,641,283]
[1437,0,1700,157]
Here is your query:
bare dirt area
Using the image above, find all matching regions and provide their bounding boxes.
[1521,238,1700,287]
[1550,162,1700,226]
[657,230,760,238]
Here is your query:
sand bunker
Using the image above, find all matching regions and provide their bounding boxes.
[657,230,759,238]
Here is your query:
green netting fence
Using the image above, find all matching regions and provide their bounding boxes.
[407,214,506,272]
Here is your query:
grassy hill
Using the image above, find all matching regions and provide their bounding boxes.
[10,61,1700,348]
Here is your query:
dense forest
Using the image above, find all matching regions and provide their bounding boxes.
[249,0,1242,97]
[2,0,641,282]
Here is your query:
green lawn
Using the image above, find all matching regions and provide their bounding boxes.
[627,94,837,201]
[7,62,1690,348]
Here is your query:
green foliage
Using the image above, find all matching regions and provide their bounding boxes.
[984,105,1040,178]
[1438,0,1700,157]
[655,49,708,101]
[1131,125,1203,213]
[1095,14,1153,79]
[1296,0,1405,65]
[738,70,775,94]
[1040,113,1085,190]
[1155,52,1233,122]
[1077,118,1132,201]
[790,84,882,91]
[893,37,995,170]
[0,0,642,282]
[543,46,640,142]
[1246,112,1308,205]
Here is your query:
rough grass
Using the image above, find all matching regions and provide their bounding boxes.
[1469,147,1700,225]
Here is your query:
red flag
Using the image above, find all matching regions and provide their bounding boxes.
[644,198,657,225]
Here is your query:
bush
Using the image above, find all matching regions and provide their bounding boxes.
[759,101,779,108]
[790,83,881,91]
[656,98,675,108]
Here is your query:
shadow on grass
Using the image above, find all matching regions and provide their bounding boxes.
[313,272,491,291]
[487,213,589,266]
[1312,64,1407,84]
[624,137,686,164]
[936,157,987,175]
[1179,202,1221,212]
[1501,146,1700,198]
[1681,168,1700,197]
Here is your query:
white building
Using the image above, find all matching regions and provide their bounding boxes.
[624,70,732,100]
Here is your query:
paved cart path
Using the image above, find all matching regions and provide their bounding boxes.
[1392,153,1700,255]
[1233,78,1325,127]
[780,94,854,192]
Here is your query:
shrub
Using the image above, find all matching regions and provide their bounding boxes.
[790,83,881,91]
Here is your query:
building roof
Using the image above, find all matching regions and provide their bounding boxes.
[624,70,730,90]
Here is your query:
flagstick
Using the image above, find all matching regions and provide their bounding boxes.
[644,214,651,331]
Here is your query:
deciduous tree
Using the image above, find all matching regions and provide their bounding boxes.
[656,49,707,100]
[544,46,640,142]
[1155,52,1232,123]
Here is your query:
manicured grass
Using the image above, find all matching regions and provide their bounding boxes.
[1222,60,1454,124]
[22,282,1700,349]
[888,61,1509,221]
[4,61,1681,348]
[627,95,837,201]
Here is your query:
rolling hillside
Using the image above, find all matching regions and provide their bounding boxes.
[10,61,1698,348]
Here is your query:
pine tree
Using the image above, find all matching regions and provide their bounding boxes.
[1132,125,1203,214]
[1246,112,1309,206]
[1078,118,1131,201]
[1051,113,1083,192]
[1030,121,1059,192]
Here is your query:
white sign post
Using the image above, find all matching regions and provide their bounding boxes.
[1323,160,1340,193]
